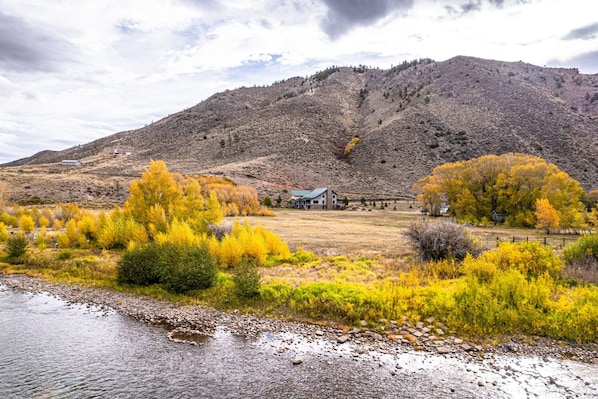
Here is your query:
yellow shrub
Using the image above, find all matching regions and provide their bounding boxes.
[235,225,267,264]
[56,232,71,249]
[0,222,8,242]
[65,219,79,244]
[461,254,497,283]
[422,258,460,279]
[155,218,200,247]
[0,212,15,226]
[471,241,563,279]
[38,216,50,228]
[19,215,35,233]
[218,235,244,268]
[76,214,97,240]
[255,226,291,258]
[125,218,148,246]
[53,219,64,229]
[344,136,360,157]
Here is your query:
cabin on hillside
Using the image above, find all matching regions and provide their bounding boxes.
[60,160,82,167]
[113,148,132,156]
[291,188,340,210]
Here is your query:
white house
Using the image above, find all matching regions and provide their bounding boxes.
[291,188,340,210]
[60,160,82,167]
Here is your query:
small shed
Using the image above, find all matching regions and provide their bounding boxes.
[492,210,507,223]
[60,160,82,167]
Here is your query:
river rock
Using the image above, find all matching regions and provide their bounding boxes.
[337,335,350,344]
[437,346,452,354]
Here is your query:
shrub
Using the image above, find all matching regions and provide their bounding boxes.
[562,234,598,283]
[116,242,162,286]
[406,219,482,261]
[160,243,217,293]
[208,222,233,240]
[19,215,35,233]
[0,222,8,242]
[472,241,563,280]
[6,233,27,258]
[233,257,261,298]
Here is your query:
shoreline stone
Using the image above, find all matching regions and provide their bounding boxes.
[1,272,597,364]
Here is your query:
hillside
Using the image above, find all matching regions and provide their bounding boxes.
[2,56,598,206]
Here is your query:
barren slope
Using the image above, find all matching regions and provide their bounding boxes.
[3,56,598,205]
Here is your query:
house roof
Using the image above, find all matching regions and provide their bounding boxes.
[291,190,311,198]
[301,188,329,200]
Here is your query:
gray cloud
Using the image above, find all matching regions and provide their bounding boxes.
[563,22,598,40]
[550,50,598,74]
[0,12,74,72]
[446,0,532,17]
[460,1,482,14]
[320,0,414,39]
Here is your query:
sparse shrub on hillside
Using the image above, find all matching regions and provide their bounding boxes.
[406,219,482,261]
[344,136,360,157]
[313,66,339,82]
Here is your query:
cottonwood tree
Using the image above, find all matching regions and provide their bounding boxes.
[413,153,587,228]
[124,160,223,237]
[535,198,560,233]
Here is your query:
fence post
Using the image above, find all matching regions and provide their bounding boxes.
[544,237,547,246]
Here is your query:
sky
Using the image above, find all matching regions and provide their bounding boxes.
[1,0,597,165]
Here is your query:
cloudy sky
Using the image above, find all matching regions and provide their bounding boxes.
[1,0,596,164]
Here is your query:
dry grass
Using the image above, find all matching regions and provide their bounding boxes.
[233,207,419,258]
[233,206,578,257]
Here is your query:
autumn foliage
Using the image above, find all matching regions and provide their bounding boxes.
[413,153,587,229]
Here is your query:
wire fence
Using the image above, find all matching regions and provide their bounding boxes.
[484,236,579,250]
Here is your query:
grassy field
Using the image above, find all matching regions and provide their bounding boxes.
[235,206,579,257]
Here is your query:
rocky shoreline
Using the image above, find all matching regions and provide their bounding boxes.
[1,272,596,364]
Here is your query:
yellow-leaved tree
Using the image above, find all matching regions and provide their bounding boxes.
[125,159,183,227]
[124,160,224,237]
[535,198,560,234]
[414,153,587,228]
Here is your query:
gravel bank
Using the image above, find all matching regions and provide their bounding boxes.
[1,272,596,365]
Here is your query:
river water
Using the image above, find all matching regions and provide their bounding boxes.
[1,283,597,399]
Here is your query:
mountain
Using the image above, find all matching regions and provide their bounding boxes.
[3,56,598,206]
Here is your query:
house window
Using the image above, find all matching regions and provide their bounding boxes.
[312,200,319,204]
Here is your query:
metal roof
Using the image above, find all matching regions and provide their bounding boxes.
[291,190,311,197]
[301,188,328,200]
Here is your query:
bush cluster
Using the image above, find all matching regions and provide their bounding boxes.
[406,219,482,261]
[117,242,217,293]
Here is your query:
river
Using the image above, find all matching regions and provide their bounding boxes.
[0,283,596,398]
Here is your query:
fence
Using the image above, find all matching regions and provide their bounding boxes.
[484,236,578,250]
